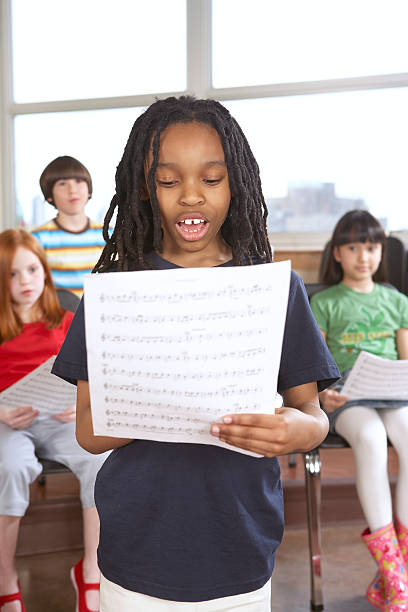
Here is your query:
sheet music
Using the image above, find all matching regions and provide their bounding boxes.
[0,356,77,415]
[341,351,408,401]
[84,261,291,456]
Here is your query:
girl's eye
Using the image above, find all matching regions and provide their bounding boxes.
[156,179,177,187]
[29,266,38,273]
[204,178,221,185]
[10,271,16,278]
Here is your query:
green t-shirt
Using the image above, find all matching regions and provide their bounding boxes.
[310,283,408,374]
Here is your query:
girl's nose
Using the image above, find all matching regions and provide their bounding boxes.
[359,249,369,261]
[180,181,204,206]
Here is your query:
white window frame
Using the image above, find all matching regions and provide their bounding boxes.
[2,0,408,246]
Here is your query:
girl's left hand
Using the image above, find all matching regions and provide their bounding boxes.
[210,405,326,458]
[52,404,76,423]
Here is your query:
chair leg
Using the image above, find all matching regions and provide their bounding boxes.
[304,449,324,611]
[288,452,297,468]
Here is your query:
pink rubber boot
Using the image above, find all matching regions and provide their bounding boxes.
[366,518,408,610]
[362,522,408,611]
[395,517,408,566]
[365,569,385,610]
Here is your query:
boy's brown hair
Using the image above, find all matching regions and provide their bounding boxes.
[39,156,92,208]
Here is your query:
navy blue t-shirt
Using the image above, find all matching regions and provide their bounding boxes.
[52,253,339,602]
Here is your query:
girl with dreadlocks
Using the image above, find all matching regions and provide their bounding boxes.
[53,96,338,611]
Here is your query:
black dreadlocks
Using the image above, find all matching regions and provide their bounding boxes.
[94,96,273,272]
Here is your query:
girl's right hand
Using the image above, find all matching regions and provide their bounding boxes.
[0,405,39,429]
[319,389,349,413]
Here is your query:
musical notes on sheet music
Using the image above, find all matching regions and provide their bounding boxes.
[0,356,76,415]
[84,261,291,455]
[342,351,408,401]
[98,282,273,306]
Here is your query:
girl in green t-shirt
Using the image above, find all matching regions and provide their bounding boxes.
[310,210,408,611]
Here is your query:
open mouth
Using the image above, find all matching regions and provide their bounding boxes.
[176,217,209,241]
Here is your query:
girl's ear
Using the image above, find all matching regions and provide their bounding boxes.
[332,245,341,263]
[139,180,150,202]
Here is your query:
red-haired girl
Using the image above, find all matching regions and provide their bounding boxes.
[0,229,107,612]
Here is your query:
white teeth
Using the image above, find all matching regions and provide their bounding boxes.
[181,219,203,225]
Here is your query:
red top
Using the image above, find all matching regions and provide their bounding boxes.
[0,311,74,392]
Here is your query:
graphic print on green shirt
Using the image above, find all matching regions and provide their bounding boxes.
[310,283,408,374]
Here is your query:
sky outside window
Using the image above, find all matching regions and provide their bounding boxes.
[11,0,186,102]
[212,0,408,87]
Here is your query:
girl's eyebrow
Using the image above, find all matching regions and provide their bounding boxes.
[156,160,226,168]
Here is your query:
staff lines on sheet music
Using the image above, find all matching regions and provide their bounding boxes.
[356,365,408,375]
[100,327,266,345]
[99,305,271,325]
[103,381,262,398]
[104,397,212,413]
[0,386,73,407]
[106,420,209,435]
[103,396,260,414]
[101,366,263,380]
[98,283,274,305]
[101,347,266,362]
[105,410,203,423]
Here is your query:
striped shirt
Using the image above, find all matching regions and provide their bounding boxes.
[32,218,105,297]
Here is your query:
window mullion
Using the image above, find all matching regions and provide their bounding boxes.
[186,0,212,98]
[1,0,16,229]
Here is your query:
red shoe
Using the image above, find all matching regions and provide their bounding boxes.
[0,588,26,611]
[70,558,100,612]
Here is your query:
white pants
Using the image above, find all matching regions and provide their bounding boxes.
[335,405,408,531]
[100,575,271,612]
[0,417,109,515]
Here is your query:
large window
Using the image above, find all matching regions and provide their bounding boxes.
[11,0,186,102]
[212,0,408,86]
[2,0,408,236]
[14,108,142,226]
[224,87,408,232]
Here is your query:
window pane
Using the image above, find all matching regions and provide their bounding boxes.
[224,89,408,232]
[213,0,408,88]
[14,108,143,226]
[12,0,186,103]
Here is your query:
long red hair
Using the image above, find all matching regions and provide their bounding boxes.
[0,229,64,344]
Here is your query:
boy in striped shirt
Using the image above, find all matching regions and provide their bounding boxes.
[32,156,106,297]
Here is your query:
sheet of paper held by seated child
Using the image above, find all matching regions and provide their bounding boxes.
[84,260,291,456]
[341,350,408,401]
[0,356,76,416]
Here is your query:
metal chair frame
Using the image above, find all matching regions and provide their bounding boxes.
[303,434,349,610]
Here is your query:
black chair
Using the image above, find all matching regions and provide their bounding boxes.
[386,236,407,295]
[37,289,80,483]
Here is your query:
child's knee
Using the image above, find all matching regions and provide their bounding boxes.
[352,424,387,454]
